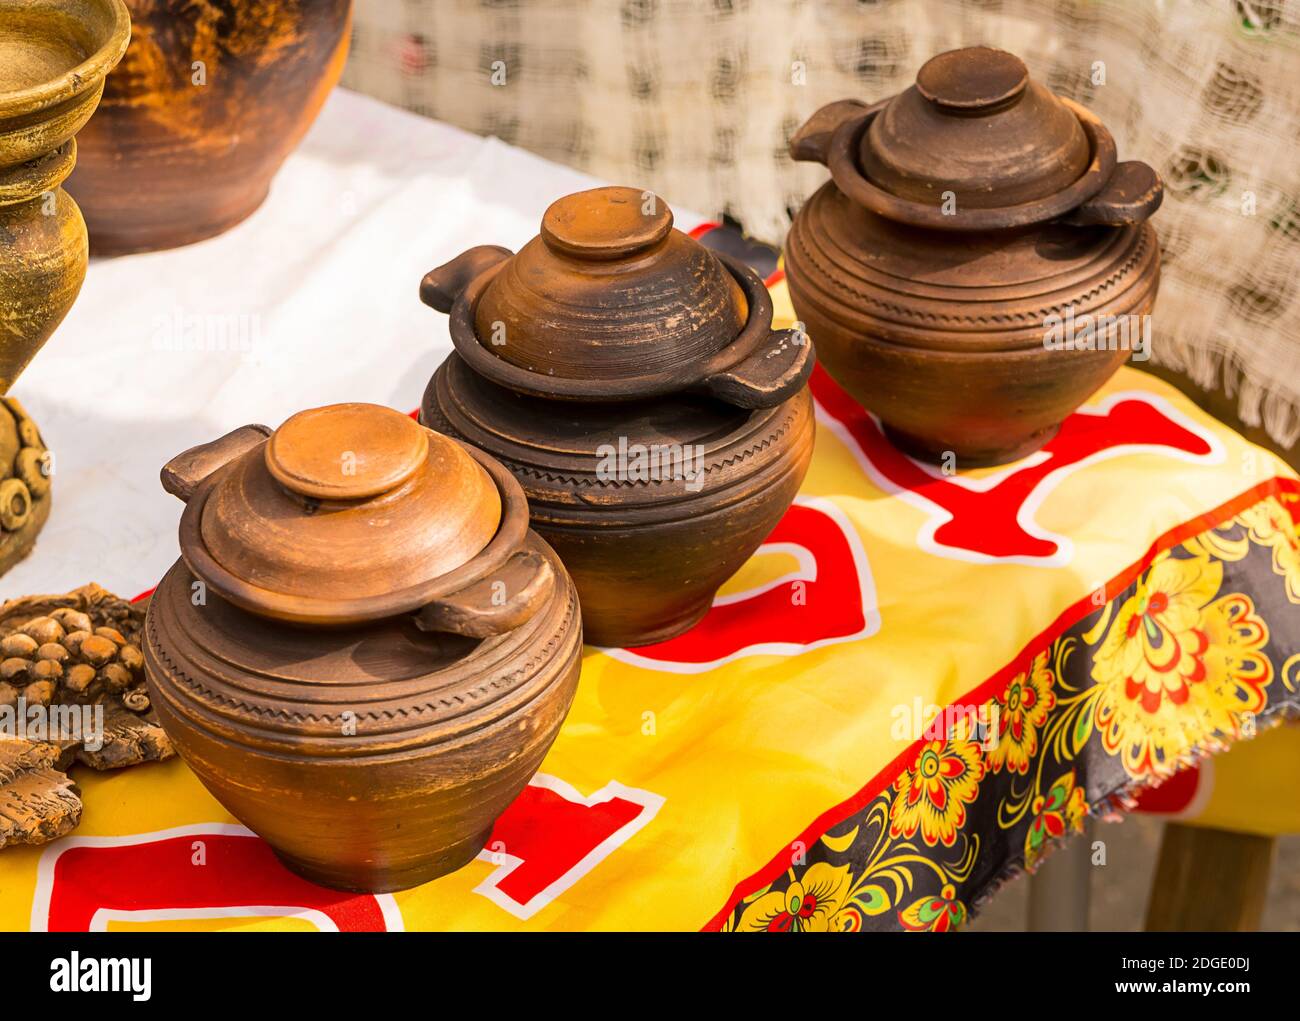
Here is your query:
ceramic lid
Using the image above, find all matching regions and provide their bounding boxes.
[860,48,1090,213]
[474,186,748,381]
[192,404,501,608]
[792,47,1162,232]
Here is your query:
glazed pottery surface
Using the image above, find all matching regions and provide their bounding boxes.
[785,47,1163,466]
[145,404,582,892]
[420,187,816,648]
[66,0,352,254]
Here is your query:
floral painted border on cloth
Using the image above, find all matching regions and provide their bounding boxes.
[710,484,1300,932]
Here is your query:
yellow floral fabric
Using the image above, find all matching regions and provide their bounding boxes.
[720,505,1300,932]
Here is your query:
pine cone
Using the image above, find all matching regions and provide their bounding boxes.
[0,609,149,711]
[0,585,173,852]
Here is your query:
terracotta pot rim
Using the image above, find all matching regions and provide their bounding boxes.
[178,437,534,627]
[0,0,131,121]
[826,98,1117,233]
[448,252,802,405]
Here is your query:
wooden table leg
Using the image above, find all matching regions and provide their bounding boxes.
[1145,822,1275,931]
[1027,818,1093,931]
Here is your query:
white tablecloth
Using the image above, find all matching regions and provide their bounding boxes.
[2,89,706,601]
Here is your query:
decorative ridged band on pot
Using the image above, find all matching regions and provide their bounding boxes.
[419,186,817,648]
[784,47,1163,467]
[143,404,583,892]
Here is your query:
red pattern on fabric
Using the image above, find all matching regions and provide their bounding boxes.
[41,834,391,931]
[1133,767,1203,814]
[620,503,866,665]
[810,365,1214,559]
[484,784,645,906]
[700,473,1299,931]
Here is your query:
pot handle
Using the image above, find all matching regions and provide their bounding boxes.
[413,548,556,638]
[702,328,814,409]
[1062,161,1163,226]
[161,424,272,503]
[419,245,515,313]
[790,99,872,165]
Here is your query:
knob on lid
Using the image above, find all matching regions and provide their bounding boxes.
[914,46,1028,110]
[194,404,501,610]
[474,186,748,382]
[861,46,1091,211]
[265,404,429,500]
[540,187,674,260]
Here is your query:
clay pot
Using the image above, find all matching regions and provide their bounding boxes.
[785,47,1163,466]
[0,0,130,390]
[66,0,352,255]
[420,186,816,647]
[143,404,582,892]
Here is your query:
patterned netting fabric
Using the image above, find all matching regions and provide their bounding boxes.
[344,0,1300,454]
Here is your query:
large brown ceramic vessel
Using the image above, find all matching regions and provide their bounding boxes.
[785,47,1163,466]
[420,187,816,648]
[144,404,583,893]
[0,0,130,574]
[67,0,352,254]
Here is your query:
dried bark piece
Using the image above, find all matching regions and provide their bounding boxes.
[0,738,82,849]
[0,584,172,850]
[73,701,173,771]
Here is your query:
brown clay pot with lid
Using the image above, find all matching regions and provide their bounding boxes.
[420,186,816,648]
[143,403,582,893]
[785,46,1163,466]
